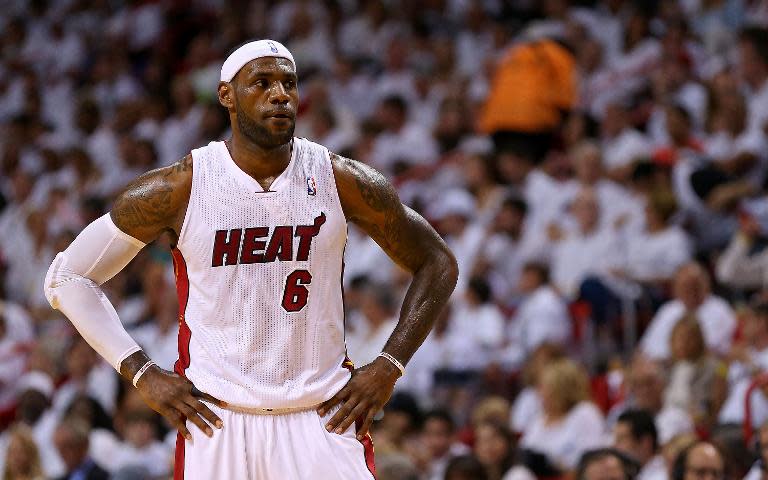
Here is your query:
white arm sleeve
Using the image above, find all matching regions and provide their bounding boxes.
[43,213,147,371]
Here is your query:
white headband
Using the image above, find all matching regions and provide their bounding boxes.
[220,39,296,83]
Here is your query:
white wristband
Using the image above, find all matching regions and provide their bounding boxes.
[132,360,156,387]
[378,352,405,377]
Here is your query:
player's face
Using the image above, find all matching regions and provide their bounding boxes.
[231,57,298,148]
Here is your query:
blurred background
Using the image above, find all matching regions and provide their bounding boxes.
[2,0,768,479]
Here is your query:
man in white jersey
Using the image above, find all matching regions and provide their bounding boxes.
[43,40,458,479]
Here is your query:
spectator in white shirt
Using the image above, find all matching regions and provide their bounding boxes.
[447,277,505,370]
[738,27,768,135]
[552,187,621,299]
[718,301,768,427]
[503,263,569,370]
[420,409,470,480]
[608,356,694,449]
[613,409,667,480]
[744,420,768,480]
[640,262,736,360]
[600,102,652,183]
[520,359,606,472]
[369,95,438,175]
[345,283,398,368]
[716,209,768,290]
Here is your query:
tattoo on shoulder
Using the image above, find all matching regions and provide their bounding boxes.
[331,153,398,213]
[331,152,422,268]
[111,156,190,231]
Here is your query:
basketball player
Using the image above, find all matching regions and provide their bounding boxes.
[43,40,458,479]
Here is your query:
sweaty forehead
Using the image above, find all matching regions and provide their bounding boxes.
[239,57,296,78]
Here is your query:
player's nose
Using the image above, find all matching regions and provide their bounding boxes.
[269,82,290,105]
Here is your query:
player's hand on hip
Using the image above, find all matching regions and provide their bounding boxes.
[317,356,400,440]
[135,365,227,440]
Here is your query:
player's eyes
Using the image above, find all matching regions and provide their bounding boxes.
[284,81,296,89]
[254,80,268,88]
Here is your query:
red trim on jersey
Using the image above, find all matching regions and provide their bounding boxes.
[174,432,185,480]
[355,417,377,478]
[172,248,191,377]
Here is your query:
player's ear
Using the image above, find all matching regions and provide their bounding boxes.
[218,81,234,110]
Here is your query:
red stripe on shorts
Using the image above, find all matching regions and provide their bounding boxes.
[355,417,376,478]
[174,431,185,480]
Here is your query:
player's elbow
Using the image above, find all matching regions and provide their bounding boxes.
[436,247,459,292]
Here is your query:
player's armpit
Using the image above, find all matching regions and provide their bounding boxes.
[110,154,193,244]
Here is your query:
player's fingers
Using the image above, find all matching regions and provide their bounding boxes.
[317,388,347,416]
[167,409,193,441]
[334,401,368,435]
[357,409,376,441]
[186,397,223,429]
[191,386,228,408]
[325,397,357,432]
[177,403,213,437]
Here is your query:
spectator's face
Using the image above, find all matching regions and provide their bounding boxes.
[493,204,524,236]
[683,444,724,480]
[670,322,704,361]
[614,422,652,463]
[673,266,708,309]
[572,190,600,232]
[221,57,298,149]
[66,339,97,379]
[583,455,625,480]
[473,425,508,467]
[54,426,87,471]
[6,434,35,477]
[422,418,453,459]
[742,309,768,341]
[573,148,602,184]
[518,268,543,294]
[17,391,49,425]
[760,425,768,465]
[629,363,664,412]
[739,41,766,88]
[124,419,156,448]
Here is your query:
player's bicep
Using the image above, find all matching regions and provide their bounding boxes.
[331,153,439,272]
[110,155,192,243]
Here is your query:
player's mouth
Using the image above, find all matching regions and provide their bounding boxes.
[265,111,294,120]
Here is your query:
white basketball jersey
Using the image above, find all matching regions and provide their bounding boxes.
[172,138,351,409]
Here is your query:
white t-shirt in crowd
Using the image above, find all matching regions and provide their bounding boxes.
[718,347,768,427]
[502,286,569,369]
[552,227,620,298]
[640,295,736,360]
[520,402,607,470]
[447,301,505,369]
[345,317,398,368]
[623,226,692,282]
[638,454,668,480]
[602,128,652,170]
[510,387,541,434]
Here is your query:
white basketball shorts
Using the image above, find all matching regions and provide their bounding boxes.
[173,404,376,479]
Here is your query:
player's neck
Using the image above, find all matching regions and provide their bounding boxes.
[226,133,292,180]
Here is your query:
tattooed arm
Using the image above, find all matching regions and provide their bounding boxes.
[110,154,193,244]
[45,155,226,440]
[318,153,458,438]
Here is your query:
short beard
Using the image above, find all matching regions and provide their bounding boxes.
[235,96,294,149]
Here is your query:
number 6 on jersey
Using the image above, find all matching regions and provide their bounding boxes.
[282,269,312,312]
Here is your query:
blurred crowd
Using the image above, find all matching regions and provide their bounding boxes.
[2,0,768,479]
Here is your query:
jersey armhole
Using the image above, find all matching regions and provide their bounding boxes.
[325,148,349,233]
[176,152,198,247]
